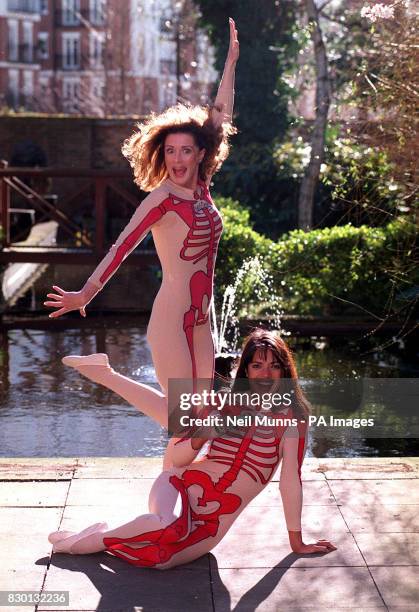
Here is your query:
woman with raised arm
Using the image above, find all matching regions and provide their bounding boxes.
[48,329,337,566]
[44,19,239,467]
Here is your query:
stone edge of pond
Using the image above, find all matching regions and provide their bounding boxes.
[0,456,418,480]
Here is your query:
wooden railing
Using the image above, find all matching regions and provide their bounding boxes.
[0,166,158,266]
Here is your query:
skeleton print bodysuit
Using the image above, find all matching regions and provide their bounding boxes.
[87,178,222,395]
[103,410,308,569]
[50,358,308,569]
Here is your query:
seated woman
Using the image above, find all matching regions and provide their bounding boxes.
[48,329,336,568]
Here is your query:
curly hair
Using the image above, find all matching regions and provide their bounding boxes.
[121,103,236,191]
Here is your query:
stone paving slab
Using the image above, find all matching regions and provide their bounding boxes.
[220,503,350,536]
[353,532,419,566]
[247,479,336,507]
[42,554,212,611]
[0,458,77,480]
[211,531,365,569]
[329,478,419,506]
[0,508,62,565]
[1,507,63,533]
[317,458,419,480]
[0,569,40,612]
[65,477,154,507]
[339,503,419,533]
[369,566,419,609]
[57,504,149,532]
[1,457,419,611]
[0,481,69,507]
[74,457,163,479]
[209,566,386,610]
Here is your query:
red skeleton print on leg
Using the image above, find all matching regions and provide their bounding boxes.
[51,355,309,566]
[103,414,308,568]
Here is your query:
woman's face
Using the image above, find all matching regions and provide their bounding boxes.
[164,132,205,190]
[246,349,283,394]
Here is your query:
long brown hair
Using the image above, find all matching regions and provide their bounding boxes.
[231,328,310,419]
[122,103,236,191]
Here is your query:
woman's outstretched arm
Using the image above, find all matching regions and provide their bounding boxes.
[44,189,165,318]
[280,427,337,554]
[211,17,239,129]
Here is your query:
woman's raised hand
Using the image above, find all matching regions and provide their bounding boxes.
[227,17,239,64]
[44,285,88,318]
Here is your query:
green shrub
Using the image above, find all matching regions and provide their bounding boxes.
[215,196,273,298]
[273,219,418,316]
[215,196,418,318]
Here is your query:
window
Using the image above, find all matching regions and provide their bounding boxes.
[22,22,33,62]
[8,20,18,62]
[62,32,80,69]
[37,32,49,60]
[8,69,19,106]
[62,0,80,26]
[63,78,79,98]
[40,0,48,14]
[90,0,105,25]
[22,70,34,98]
[90,32,104,68]
[63,77,80,111]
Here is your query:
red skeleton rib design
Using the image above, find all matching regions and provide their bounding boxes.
[96,182,222,384]
[103,414,307,567]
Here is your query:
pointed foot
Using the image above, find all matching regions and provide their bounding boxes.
[62,353,110,368]
[52,522,109,554]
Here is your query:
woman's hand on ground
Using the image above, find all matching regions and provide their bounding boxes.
[292,539,337,554]
[288,530,337,554]
[44,285,88,318]
[227,17,239,63]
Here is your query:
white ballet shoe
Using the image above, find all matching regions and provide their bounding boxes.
[62,353,110,368]
[52,522,108,554]
[48,530,75,544]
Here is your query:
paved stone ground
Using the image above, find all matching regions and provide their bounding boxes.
[1,457,418,612]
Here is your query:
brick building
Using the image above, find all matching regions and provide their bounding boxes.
[0,0,217,115]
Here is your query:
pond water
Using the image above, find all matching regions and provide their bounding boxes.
[1,323,418,458]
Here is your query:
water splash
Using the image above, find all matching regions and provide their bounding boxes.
[212,256,287,355]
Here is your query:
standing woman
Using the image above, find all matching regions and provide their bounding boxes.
[44,19,239,465]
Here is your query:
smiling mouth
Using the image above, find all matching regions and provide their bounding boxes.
[255,381,274,388]
[173,168,187,178]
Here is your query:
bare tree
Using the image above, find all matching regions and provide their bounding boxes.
[297,0,331,229]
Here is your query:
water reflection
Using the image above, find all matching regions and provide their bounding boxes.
[0,326,167,457]
[0,326,418,457]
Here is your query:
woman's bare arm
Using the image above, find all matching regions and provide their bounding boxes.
[44,190,164,318]
[211,17,239,129]
[280,428,336,554]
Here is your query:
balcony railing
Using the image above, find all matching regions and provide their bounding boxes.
[55,9,106,27]
[8,44,36,64]
[7,0,40,13]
